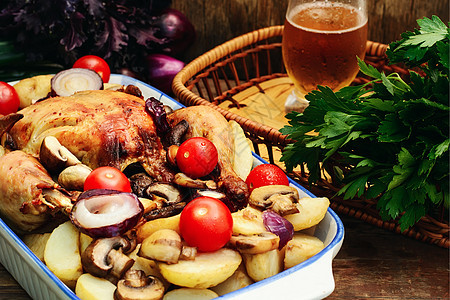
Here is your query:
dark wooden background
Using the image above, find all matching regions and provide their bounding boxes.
[172,0,450,62]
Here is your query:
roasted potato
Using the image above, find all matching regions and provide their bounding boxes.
[44,221,83,288]
[284,233,325,269]
[22,232,51,262]
[158,248,242,289]
[75,273,116,300]
[232,206,266,235]
[210,263,254,296]
[284,197,330,231]
[13,74,53,108]
[243,249,284,282]
[137,213,181,243]
[163,288,218,300]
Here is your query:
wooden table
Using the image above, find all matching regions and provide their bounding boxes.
[1,213,448,299]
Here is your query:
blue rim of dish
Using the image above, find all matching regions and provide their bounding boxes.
[0,74,344,299]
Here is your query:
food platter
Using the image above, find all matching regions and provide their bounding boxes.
[0,74,344,300]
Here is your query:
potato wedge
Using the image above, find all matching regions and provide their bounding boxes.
[44,221,83,288]
[79,233,93,254]
[22,232,51,262]
[163,288,218,300]
[230,120,253,181]
[243,249,283,282]
[158,248,242,289]
[137,213,181,243]
[232,206,266,236]
[210,263,253,296]
[284,197,330,231]
[284,233,325,269]
[75,273,116,300]
[13,74,53,108]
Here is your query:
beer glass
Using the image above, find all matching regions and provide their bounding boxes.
[282,0,368,112]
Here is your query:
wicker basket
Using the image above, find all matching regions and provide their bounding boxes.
[172,26,449,248]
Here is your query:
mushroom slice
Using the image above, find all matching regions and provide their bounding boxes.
[173,173,217,189]
[227,232,280,254]
[81,236,134,279]
[146,183,182,206]
[129,173,153,198]
[58,164,92,191]
[39,136,81,173]
[249,185,299,216]
[143,202,186,221]
[115,270,165,300]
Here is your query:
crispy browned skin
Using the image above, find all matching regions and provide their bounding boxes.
[167,105,249,208]
[0,151,71,232]
[9,90,174,182]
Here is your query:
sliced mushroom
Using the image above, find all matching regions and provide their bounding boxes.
[165,119,189,146]
[143,202,186,221]
[145,182,182,206]
[191,189,226,200]
[138,229,182,264]
[249,185,299,216]
[81,236,135,279]
[39,136,81,173]
[58,163,92,191]
[129,173,153,197]
[114,269,165,300]
[227,232,280,254]
[166,145,179,167]
[173,173,217,189]
[180,244,197,261]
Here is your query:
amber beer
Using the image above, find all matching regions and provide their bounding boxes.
[282,1,368,96]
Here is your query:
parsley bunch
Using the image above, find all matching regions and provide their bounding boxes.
[280,16,449,230]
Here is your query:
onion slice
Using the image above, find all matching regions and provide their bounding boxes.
[70,189,144,238]
[262,210,294,250]
[51,68,103,97]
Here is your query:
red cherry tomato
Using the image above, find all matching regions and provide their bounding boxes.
[84,166,131,192]
[0,81,20,115]
[73,55,111,83]
[179,196,233,252]
[245,164,289,193]
[176,137,218,179]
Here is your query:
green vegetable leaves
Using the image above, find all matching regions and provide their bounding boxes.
[280,16,449,231]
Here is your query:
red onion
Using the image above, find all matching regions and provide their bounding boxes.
[51,68,103,97]
[70,189,144,238]
[262,210,294,250]
[145,53,185,95]
[153,8,196,58]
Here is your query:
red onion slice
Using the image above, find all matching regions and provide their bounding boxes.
[262,210,294,250]
[51,68,103,97]
[70,189,143,238]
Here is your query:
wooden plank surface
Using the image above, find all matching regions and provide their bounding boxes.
[172,0,449,62]
[1,213,448,299]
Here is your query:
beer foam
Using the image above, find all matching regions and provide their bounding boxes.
[286,1,368,34]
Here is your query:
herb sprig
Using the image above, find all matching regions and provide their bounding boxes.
[280,16,449,230]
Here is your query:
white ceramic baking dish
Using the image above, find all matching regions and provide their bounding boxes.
[0,74,344,300]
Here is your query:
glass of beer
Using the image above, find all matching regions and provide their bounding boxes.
[282,0,368,112]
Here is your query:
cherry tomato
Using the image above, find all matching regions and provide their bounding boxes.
[179,196,233,252]
[176,137,218,179]
[73,55,111,83]
[245,164,289,193]
[0,81,20,115]
[84,166,132,192]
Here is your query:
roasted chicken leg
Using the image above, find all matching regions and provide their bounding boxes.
[167,105,249,209]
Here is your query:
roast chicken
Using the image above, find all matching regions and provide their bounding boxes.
[8,89,174,182]
[0,88,249,232]
[168,106,249,208]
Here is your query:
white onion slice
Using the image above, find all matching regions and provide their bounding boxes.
[51,68,103,97]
